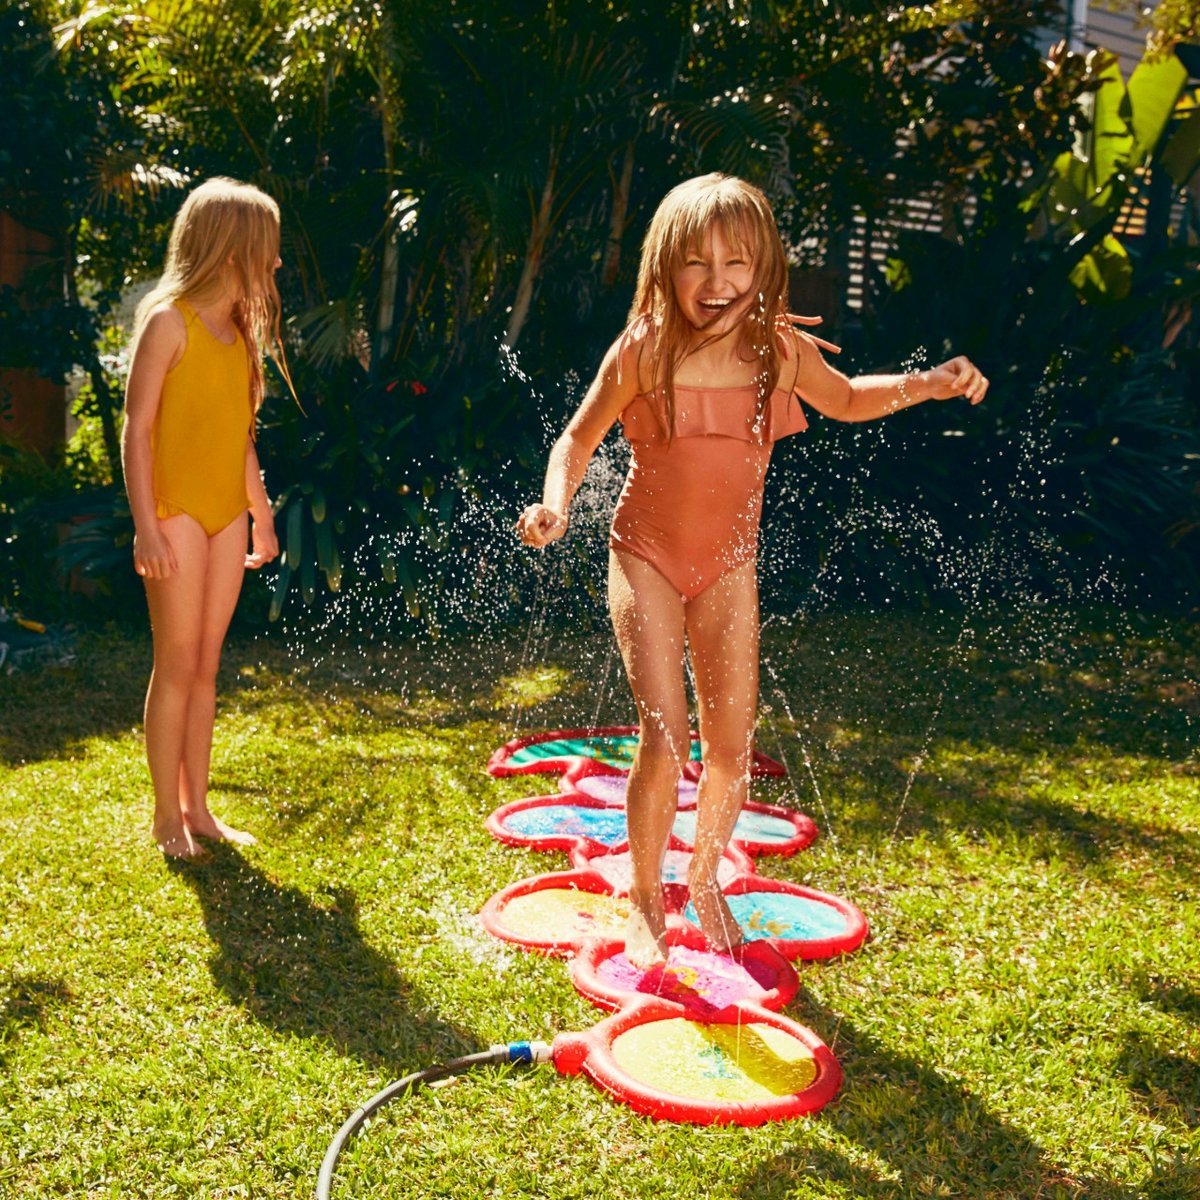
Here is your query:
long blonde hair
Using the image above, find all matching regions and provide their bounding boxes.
[628,173,795,437]
[134,177,292,412]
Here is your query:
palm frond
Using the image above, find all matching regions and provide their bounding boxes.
[290,298,367,369]
[86,150,190,213]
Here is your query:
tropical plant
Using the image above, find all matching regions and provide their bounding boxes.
[1104,0,1200,55]
[7,0,1198,619]
[1028,45,1196,303]
[797,37,1200,608]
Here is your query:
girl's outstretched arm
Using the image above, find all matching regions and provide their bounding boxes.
[789,331,988,423]
[122,306,187,579]
[516,331,643,547]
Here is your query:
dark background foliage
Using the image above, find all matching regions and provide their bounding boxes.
[1,0,1197,626]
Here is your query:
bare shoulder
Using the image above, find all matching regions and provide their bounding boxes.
[141,302,187,346]
[608,314,657,394]
[564,320,649,439]
[126,303,188,407]
[133,302,185,361]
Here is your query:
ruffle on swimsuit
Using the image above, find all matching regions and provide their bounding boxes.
[609,384,809,601]
[619,384,809,444]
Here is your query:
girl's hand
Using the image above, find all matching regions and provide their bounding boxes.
[133,527,178,581]
[785,312,842,355]
[922,356,989,405]
[245,511,279,569]
[516,504,568,548]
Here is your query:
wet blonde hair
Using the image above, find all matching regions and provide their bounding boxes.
[627,173,796,437]
[134,176,292,413]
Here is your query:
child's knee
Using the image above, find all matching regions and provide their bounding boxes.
[635,720,689,775]
[194,647,223,685]
[154,641,202,683]
[699,739,752,781]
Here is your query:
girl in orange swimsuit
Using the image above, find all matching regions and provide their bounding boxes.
[518,173,988,966]
[122,178,291,860]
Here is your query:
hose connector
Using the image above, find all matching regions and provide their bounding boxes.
[493,1040,554,1064]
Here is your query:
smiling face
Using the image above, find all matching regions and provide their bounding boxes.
[629,174,791,430]
[671,222,756,337]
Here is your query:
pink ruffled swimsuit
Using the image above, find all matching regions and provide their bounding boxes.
[609,383,809,600]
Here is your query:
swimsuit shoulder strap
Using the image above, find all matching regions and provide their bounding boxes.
[174,298,200,327]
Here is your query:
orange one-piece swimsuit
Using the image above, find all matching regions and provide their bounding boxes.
[609,382,809,601]
[151,300,254,537]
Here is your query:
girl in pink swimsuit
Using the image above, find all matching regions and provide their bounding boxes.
[518,174,988,966]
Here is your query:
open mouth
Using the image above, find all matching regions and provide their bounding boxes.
[698,297,736,316]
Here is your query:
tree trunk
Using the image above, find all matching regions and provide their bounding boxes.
[602,141,636,288]
[504,145,559,350]
[372,10,402,376]
[375,221,400,374]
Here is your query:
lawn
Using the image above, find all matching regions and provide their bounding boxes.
[1,607,1197,1199]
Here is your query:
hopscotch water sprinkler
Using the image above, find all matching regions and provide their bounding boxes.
[481,727,865,1124]
[317,727,868,1197]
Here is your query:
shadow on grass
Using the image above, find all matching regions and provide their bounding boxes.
[1135,974,1200,1025]
[1117,974,1200,1130]
[862,764,1200,886]
[170,843,474,1073]
[3,614,1193,767]
[4,619,1196,882]
[735,992,1200,1200]
[0,646,148,764]
[0,974,72,1067]
[758,611,1199,879]
[0,627,601,766]
[1117,1033,1200,1131]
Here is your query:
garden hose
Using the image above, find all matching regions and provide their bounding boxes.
[316,1039,554,1200]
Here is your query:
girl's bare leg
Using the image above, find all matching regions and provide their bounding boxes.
[179,512,254,845]
[609,548,690,968]
[143,515,211,858]
[684,559,760,952]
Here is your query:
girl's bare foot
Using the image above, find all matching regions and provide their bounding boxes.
[153,821,205,860]
[689,870,742,953]
[183,810,257,846]
[625,886,668,969]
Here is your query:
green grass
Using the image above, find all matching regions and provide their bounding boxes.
[1,608,1198,1199]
